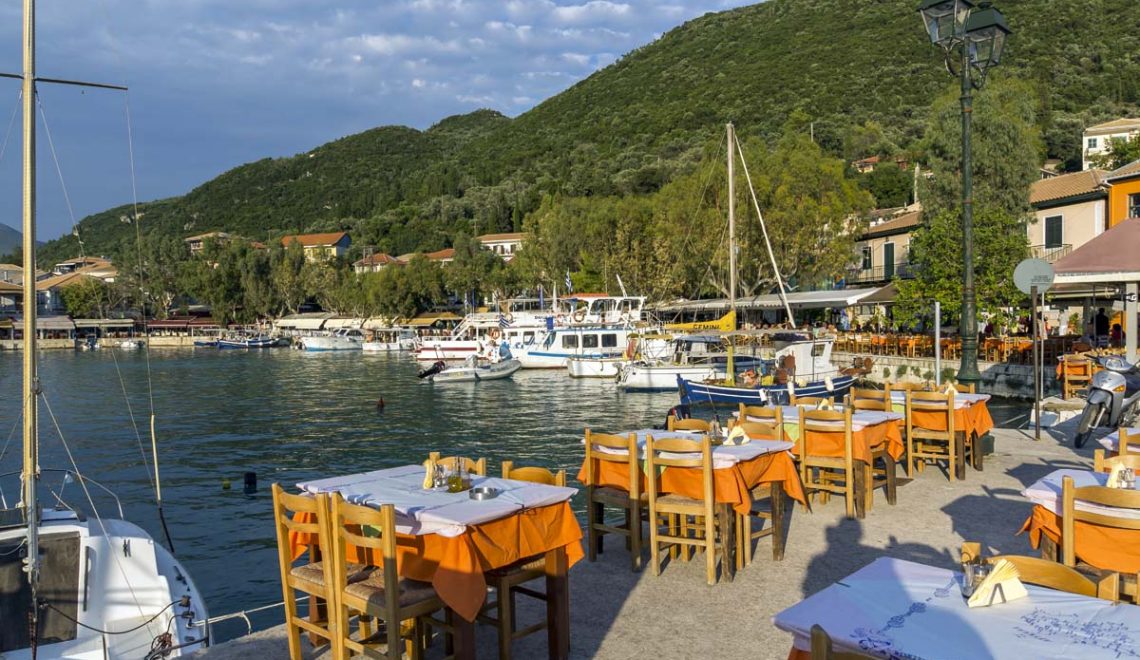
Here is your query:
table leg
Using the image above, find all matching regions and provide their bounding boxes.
[954,432,966,481]
[1040,534,1059,562]
[446,608,476,660]
[771,483,786,562]
[853,460,867,520]
[545,546,570,660]
[970,431,984,472]
[718,504,735,583]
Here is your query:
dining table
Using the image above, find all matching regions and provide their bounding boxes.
[774,556,1140,659]
[1019,468,1140,575]
[889,390,994,476]
[1098,427,1140,455]
[287,464,584,659]
[576,430,807,567]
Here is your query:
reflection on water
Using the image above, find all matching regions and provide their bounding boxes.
[0,349,676,639]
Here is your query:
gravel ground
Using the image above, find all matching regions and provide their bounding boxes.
[196,419,1103,660]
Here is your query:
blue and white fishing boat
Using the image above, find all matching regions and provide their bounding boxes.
[677,333,854,406]
[217,334,278,349]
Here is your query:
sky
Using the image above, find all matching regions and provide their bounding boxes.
[0,0,753,243]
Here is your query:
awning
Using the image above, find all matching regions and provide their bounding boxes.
[858,282,899,305]
[146,319,190,329]
[35,317,75,331]
[1052,218,1140,285]
[188,317,220,327]
[404,317,439,327]
[73,319,136,328]
[274,314,332,330]
[323,318,363,329]
[656,287,882,313]
[363,317,400,330]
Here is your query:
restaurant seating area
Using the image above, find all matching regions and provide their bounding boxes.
[262,388,1140,659]
[833,332,1106,367]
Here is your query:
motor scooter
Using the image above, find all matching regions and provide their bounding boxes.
[1074,356,1140,448]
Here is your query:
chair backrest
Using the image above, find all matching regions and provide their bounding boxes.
[1061,475,1140,567]
[328,492,400,610]
[645,434,713,510]
[847,387,889,412]
[501,461,567,486]
[798,408,853,463]
[738,404,783,427]
[986,554,1099,597]
[891,382,930,393]
[905,389,955,436]
[810,624,874,659]
[583,428,640,497]
[272,483,332,573]
[1120,427,1139,456]
[428,452,487,476]
[791,395,833,407]
[1093,450,1140,473]
[948,381,976,394]
[667,415,711,432]
[734,421,780,441]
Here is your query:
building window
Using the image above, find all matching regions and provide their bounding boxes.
[1130,193,1140,220]
[1044,215,1063,248]
[1087,137,1098,149]
[861,246,872,271]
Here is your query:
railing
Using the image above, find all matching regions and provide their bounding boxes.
[1029,244,1071,263]
[845,262,914,285]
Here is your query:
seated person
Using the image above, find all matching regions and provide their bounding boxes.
[741,368,759,387]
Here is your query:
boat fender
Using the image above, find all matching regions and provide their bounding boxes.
[824,376,834,392]
[489,328,501,340]
[786,381,795,400]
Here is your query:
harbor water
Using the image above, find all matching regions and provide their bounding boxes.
[0,348,1027,641]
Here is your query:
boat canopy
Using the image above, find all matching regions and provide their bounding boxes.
[654,286,885,312]
[324,318,363,329]
[275,313,333,330]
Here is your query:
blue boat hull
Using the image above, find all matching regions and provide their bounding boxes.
[677,374,855,406]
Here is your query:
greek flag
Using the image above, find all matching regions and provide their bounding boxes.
[497,314,511,329]
[565,269,573,293]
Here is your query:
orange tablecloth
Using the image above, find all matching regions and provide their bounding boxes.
[577,451,807,516]
[1019,504,1140,575]
[803,421,904,465]
[911,400,994,439]
[289,501,583,621]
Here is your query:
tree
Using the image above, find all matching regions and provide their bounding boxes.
[859,163,913,209]
[1092,134,1140,171]
[270,242,308,315]
[445,232,503,307]
[896,77,1040,325]
[60,277,112,318]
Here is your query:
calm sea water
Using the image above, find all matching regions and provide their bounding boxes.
[0,348,678,640]
[0,348,1026,641]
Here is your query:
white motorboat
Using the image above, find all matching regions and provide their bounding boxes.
[616,334,739,391]
[514,325,670,369]
[566,356,626,378]
[423,357,522,383]
[300,328,363,351]
[361,328,418,352]
[2,3,210,655]
[118,339,144,349]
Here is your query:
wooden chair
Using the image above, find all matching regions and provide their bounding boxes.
[667,415,711,432]
[646,434,728,585]
[272,484,338,658]
[328,492,466,660]
[1113,427,1140,458]
[501,462,566,486]
[731,421,789,569]
[891,382,931,393]
[905,390,958,481]
[737,404,784,429]
[810,624,876,659]
[480,463,567,660]
[583,429,644,572]
[429,453,487,476]
[846,387,890,412]
[1094,450,1140,473]
[1061,475,1140,602]
[960,542,1119,600]
[798,409,856,519]
[791,395,834,407]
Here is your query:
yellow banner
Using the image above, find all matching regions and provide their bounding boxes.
[665,310,735,333]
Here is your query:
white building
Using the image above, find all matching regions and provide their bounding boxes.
[1083,118,1140,170]
[476,232,527,262]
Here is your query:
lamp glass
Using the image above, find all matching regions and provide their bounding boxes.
[918,0,972,46]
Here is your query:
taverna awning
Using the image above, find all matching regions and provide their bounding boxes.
[654,286,883,313]
[1052,218,1140,361]
[324,318,364,329]
[274,313,333,331]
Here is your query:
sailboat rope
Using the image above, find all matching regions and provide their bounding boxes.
[35,96,81,246]
[40,393,155,623]
[731,130,796,326]
[0,91,19,166]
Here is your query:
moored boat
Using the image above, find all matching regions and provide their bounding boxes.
[426,357,522,383]
[218,334,278,349]
[566,356,626,378]
[299,328,363,351]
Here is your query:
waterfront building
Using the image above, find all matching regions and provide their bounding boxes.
[185,231,233,255]
[847,208,920,287]
[352,252,404,274]
[281,231,351,262]
[476,232,528,261]
[1027,168,1109,263]
[1105,158,1140,227]
[1082,117,1140,170]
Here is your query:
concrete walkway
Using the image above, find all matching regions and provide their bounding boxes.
[196,420,1102,659]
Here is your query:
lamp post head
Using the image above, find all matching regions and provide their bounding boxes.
[964,2,1011,74]
[917,0,975,48]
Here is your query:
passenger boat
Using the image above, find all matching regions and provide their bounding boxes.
[616,332,759,391]
[361,328,418,352]
[514,324,663,369]
[1,4,209,654]
[415,294,648,362]
[299,328,363,351]
[677,333,855,406]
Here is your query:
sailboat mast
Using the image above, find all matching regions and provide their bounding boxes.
[726,123,736,385]
[21,0,40,587]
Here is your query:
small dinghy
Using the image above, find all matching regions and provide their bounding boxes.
[423,342,521,383]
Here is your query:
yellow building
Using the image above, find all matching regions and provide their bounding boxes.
[1106,159,1140,228]
[281,231,351,262]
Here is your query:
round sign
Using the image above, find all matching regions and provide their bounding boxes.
[1013,258,1055,295]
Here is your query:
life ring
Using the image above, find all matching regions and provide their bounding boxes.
[489,328,501,340]
[573,308,587,323]
[624,338,638,360]
[504,311,514,324]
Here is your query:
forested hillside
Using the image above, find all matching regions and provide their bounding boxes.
[38,0,1140,264]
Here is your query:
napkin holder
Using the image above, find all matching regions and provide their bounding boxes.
[422,459,436,490]
[966,559,1027,608]
[722,425,751,446]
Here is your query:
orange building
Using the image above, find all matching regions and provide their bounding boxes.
[1106,159,1140,228]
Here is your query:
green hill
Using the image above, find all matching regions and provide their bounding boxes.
[40,0,1140,263]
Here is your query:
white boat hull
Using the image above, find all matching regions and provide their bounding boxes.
[301,336,361,351]
[416,340,482,362]
[429,359,521,383]
[361,341,400,352]
[618,363,721,391]
[567,357,625,378]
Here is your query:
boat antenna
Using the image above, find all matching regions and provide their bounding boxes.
[732,130,796,327]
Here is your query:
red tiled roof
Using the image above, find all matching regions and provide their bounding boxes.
[354,253,403,267]
[1030,169,1108,205]
[1107,159,1140,182]
[426,248,455,261]
[281,231,349,247]
[1054,218,1140,274]
[861,210,921,238]
[1086,118,1140,135]
[476,232,528,242]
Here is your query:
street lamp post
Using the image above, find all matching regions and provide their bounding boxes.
[917,0,1010,388]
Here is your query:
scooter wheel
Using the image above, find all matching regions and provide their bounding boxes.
[1074,402,1102,449]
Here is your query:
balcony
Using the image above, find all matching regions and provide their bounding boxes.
[1029,244,1071,263]
[845,262,914,286]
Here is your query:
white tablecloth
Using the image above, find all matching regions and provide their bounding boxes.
[734,408,903,430]
[299,465,577,537]
[1021,468,1140,519]
[591,429,793,469]
[1097,427,1140,453]
[889,391,992,409]
[773,557,1140,658]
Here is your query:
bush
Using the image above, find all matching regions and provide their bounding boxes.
[895,365,909,379]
